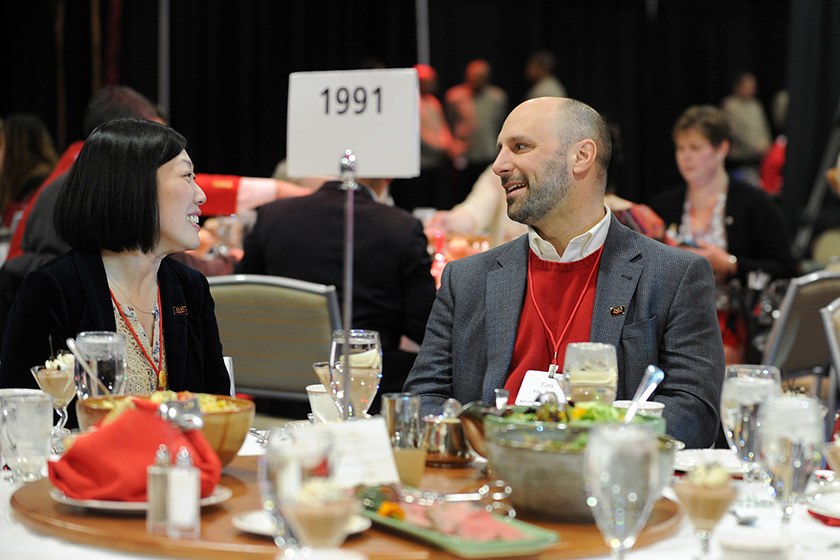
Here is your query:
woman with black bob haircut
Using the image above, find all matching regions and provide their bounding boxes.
[0,119,230,425]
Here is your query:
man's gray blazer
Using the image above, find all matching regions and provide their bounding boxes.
[404,215,725,448]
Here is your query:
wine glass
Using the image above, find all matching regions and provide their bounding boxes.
[258,425,358,557]
[584,424,660,559]
[673,467,738,558]
[328,329,382,419]
[720,364,781,506]
[757,394,824,531]
[30,360,75,451]
[562,342,618,404]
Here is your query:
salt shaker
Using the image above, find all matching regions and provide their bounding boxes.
[146,444,170,535]
[166,446,200,539]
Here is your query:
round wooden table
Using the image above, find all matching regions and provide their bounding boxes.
[11,456,682,559]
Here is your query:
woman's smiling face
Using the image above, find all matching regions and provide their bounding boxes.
[155,149,205,255]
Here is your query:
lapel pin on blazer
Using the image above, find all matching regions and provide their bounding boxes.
[173,305,188,316]
[609,306,626,316]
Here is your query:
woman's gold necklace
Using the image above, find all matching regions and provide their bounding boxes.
[107,275,157,315]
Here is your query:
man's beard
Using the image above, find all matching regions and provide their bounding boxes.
[506,155,571,225]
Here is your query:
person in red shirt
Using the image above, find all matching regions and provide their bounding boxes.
[405,97,725,449]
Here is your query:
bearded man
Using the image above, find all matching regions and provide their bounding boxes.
[404,97,724,449]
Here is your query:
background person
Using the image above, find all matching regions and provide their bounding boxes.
[237,177,436,414]
[720,72,772,185]
[445,59,508,207]
[0,119,230,427]
[0,113,57,230]
[650,105,797,365]
[524,50,567,100]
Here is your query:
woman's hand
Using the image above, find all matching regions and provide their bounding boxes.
[681,240,737,283]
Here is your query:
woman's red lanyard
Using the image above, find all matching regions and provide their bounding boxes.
[527,246,603,376]
[110,288,167,390]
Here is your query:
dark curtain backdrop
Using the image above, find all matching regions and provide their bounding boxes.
[783,0,840,257]
[4,0,839,253]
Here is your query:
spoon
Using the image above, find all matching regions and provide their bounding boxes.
[729,508,758,526]
[623,364,665,423]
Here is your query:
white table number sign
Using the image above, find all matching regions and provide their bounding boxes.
[287,68,420,178]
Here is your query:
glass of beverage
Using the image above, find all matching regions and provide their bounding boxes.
[381,392,426,487]
[0,391,53,482]
[584,424,660,560]
[328,329,382,419]
[73,331,127,399]
[673,465,738,558]
[259,425,358,557]
[562,342,618,404]
[757,394,824,528]
[30,358,76,451]
[720,364,781,506]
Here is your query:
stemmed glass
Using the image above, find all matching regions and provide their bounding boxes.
[673,467,737,558]
[30,356,75,451]
[720,364,781,506]
[584,424,660,559]
[757,395,824,532]
[258,425,358,557]
[328,329,382,419]
[562,342,618,404]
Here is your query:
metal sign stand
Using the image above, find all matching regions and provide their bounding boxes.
[339,149,358,420]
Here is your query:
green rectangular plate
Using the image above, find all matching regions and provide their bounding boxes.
[362,510,560,558]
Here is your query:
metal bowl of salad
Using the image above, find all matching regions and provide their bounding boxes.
[484,403,673,522]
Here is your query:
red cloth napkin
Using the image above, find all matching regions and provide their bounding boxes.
[808,508,840,527]
[49,398,221,502]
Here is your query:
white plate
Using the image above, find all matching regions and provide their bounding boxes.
[673,449,742,474]
[49,484,232,512]
[232,509,371,538]
[808,489,840,520]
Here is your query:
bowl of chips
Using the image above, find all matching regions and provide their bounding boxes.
[76,391,255,466]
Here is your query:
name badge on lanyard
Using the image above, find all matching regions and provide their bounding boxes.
[514,370,567,405]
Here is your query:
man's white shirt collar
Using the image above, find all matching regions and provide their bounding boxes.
[527,206,611,263]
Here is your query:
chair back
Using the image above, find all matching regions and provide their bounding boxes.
[208,274,341,402]
[762,270,840,380]
[820,297,840,436]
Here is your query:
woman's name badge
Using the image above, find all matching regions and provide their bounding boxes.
[515,370,566,405]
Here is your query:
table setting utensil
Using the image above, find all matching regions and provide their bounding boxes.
[757,394,824,555]
[622,364,664,424]
[67,332,127,399]
[561,342,618,404]
[0,391,52,482]
[259,425,359,557]
[673,464,738,559]
[584,423,661,559]
[381,392,426,486]
[327,329,382,420]
[30,356,75,453]
[720,363,781,506]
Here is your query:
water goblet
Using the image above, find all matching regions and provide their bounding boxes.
[259,425,358,557]
[757,395,824,531]
[584,423,660,560]
[562,342,618,404]
[328,329,382,419]
[30,361,75,452]
[720,363,781,506]
[73,331,127,400]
